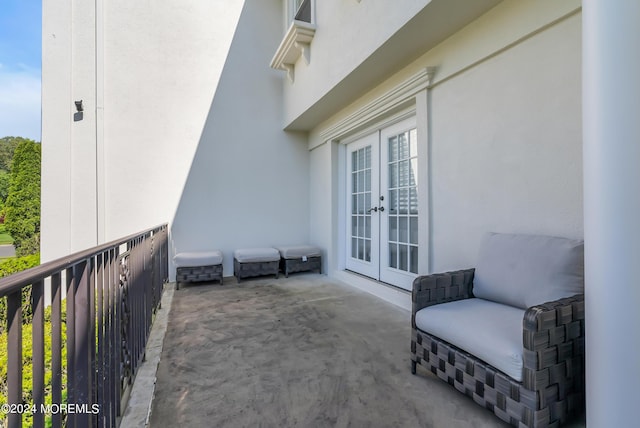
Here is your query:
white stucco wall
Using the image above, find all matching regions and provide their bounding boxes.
[42,0,99,257]
[100,1,247,241]
[42,0,310,278]
[308,1,583,284]
[429,12,583,272]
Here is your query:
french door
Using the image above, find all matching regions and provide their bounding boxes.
[346,117,419,290]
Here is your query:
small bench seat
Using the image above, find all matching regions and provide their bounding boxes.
[275,245,322,277]
[174,250,223,289]
[233,248,280,282]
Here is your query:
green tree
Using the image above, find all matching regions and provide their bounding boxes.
[0,170,10,210]
[0,136,22,172]
[3,139,41,256]
[0,136,23,213]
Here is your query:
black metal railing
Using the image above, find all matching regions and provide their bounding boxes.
[0,224,168,428]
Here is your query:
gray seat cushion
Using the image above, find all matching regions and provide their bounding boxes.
[234,247,280,263]
[275,245,321,259]
[414,298,525,381]
[473,232,584,309]
[173,250,223,267]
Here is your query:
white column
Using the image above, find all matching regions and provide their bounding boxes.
[583,2,640,426]
[415,89,430,274]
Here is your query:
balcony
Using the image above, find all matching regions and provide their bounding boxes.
[1,227,586,427]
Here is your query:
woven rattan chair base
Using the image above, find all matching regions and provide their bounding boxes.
[234,259,279,282]
[176,264,223,290]
[280,256,321,277]
[411,328,584,428]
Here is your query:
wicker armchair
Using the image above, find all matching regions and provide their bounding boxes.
[411,235,585,427]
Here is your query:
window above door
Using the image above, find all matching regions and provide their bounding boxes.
[270,0,316,82]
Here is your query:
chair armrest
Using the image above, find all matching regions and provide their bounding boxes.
[522,294,585,393]
[411,269,475,327]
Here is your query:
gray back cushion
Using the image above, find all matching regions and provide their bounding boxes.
[473,233,584,309]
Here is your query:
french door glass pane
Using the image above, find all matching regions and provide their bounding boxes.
[389,163,398,188]
[389,243,397,269]
[351,147,372,263]
[365,216,371,239]
[389,136,398,162]
[410,217,418,244]
[409,188,418,215]
[398,189,408,214]
[389,189,398,213]
[410,159,418,186]
[389,216,397,241]
[409,246,418,274]
[386,129,418,274]
[365,239,371,261]
[399,217,408,242]
[399,244,408,271]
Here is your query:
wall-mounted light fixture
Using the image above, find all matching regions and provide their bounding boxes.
[74,100,84,122]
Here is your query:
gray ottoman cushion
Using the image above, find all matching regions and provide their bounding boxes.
[473,232,584,309]
[275,245,321,259]
[234,247,280,263]
[174,250,223,267]
[415,297,526,381]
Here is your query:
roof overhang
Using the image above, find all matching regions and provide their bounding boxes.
[285,0,503,131]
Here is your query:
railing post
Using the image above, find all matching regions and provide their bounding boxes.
[32,280,45,428]
[96,253,106,427]
[119,248,131,403]
[113,247,122,419]
[51,272,63,428]
[6,291,22,428]
[89,257,97,422]
[66,267,76,424]
[71,260,93,428]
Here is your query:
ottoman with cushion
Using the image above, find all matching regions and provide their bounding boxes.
[174,250,223,290]
[276,245,322,277]
[233,247,280,282]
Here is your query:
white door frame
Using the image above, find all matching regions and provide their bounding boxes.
[343,115,419,290]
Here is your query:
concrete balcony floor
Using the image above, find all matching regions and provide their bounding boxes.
[121,275,586,428]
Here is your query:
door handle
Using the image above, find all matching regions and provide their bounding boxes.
[367,206,385,213]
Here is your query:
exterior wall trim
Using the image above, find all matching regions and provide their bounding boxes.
[316,67,436,148]
[270,20,317,82]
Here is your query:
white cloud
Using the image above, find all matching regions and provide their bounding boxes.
[0,68,41,141]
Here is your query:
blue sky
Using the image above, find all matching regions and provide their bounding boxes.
[0,0,42,141]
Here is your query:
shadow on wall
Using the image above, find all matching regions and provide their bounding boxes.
[170,0,310,278]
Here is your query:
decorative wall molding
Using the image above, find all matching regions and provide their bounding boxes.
[270,21,316,82]
[318,67,436,144]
